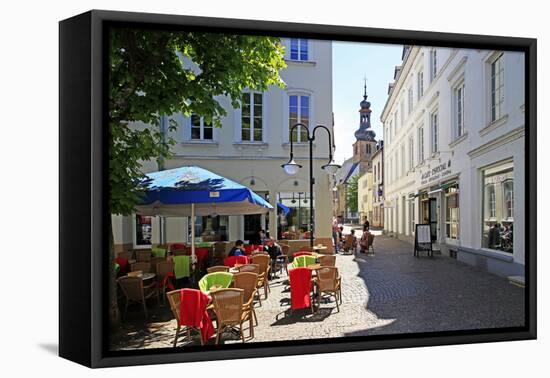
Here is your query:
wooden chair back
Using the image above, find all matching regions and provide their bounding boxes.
[135,249,152,262]
[317,267,339,291]
[117,276,143,301]
[117,251,133,261]
[344,235,355,250]
[250,254,270,276]
[238,264,260,274]
[130,262,151,273]
[211,288,244,325]
[232,272,258,304]
[319,255,336,267]
[207,266,230,273]
[166,290,180,324]
[156,260,174,279]
[368,233,375,247]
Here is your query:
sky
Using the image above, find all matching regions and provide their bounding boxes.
[332,41,403,164]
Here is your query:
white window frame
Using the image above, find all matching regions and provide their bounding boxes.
[408,135,414,171]
[189,114,214,141]
[453,80,466,139]
[289,38,309,61]
[408,87,413,115]
[236,91,266,143]
[417,70,424,100]
[430,110,439,154]
[430,49,438,82]
[286,91,313,144]
[489,52,505,123]
[418,125,425,164]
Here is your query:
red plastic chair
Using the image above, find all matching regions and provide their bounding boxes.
[289,267,313,312]
[223,255,250,267]
[114,256,129,275]
[195,247,210,268]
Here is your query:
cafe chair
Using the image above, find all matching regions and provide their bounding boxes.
[156,260,175,304]
[275,244,290,276]
[211,288,253,344]
[198,272,233,294]
[292,255,317,268]
[289,267,314,314]
[166,289,214,347]
[130,262,151,273]
[250,254,271,299]
[232,272,259,326]
[135,249,152,262]
[314,267,341,312]
[117,276,159,319]
[207,266,230,274]
[237,264,260,274]
[318,255,336,267]
[342,235,356,255]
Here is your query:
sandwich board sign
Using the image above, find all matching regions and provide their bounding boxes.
[414,224,433,257]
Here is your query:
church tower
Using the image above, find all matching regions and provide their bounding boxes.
[352,81,377,173]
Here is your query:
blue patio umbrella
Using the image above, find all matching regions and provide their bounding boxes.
[135,166,273,263]
[277,202,291,215]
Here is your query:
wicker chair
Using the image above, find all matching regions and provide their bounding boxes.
[130,262,151,273]
[300,246,314,252]
[166,289,207,346]
[117,276,159,318]
[250,254,270,299]
[150,257,165,273]
[237,264,260,274]
[117,250,133,261]
[135,249,152,262]
[156,260,175,304]
[319,255,336,267]
[342,235,357,255]
[315,267,341,311]
[275,245,290,276]
[232,272,259,326]
[207,266,230,274]
[210,288,253,344]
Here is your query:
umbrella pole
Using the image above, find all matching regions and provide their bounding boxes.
[191,203,196,279]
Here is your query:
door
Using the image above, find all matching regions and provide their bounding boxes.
[244,214,262,244]
[429,198,438,242]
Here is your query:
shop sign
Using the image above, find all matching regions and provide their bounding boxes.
[420,159,453,186]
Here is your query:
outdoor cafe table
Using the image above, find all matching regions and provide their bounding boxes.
[126,272,156,281]
[312,245,328,253]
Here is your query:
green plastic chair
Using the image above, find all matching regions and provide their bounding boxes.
[152,247,167,258]
[292,255,317,268]
[198,272,233,293]
[114,262,120,274]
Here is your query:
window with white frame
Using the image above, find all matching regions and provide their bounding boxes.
[289,94,310,143]
[191,114,213,140]
[430,49,438,82]
[408,87,413,115]
[489,53,504,122]
[401,144,406,178]
[410,200,415,235]
[417,70,424,100]
[418,125,425,163]
[290,38,308,61]
[408,136,414,171]
[454,81,465,139]
[445,184,459,240]
[241,92,263,142]
[430,111,439,154]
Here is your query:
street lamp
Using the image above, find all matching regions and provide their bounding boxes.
[281,123,340,247]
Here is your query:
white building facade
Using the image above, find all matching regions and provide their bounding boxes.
[112,38,335,251]
[381,46,525,278]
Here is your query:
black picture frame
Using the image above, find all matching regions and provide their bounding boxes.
[59,9,537,368]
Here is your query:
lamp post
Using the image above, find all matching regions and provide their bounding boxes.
[282,123,340,248]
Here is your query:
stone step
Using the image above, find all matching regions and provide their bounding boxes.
[508,275,525,288]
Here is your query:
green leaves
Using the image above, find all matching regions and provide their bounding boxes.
[346,175,360,213]
[109,28,286,215]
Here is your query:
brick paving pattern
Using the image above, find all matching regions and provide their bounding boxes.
[111,234,525,349]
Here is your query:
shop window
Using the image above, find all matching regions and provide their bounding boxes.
[135,215,152,246]
[277,192,313,240]
[195,215,228,242]
[445,184,459,240]
[482,162,514,253]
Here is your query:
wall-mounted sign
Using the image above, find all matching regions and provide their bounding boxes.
[420,159,453,186]
[209,191,220,198]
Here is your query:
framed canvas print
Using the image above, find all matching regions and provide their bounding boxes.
[59,10,536,368]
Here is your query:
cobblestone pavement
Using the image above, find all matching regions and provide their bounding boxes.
[111,235,525,350]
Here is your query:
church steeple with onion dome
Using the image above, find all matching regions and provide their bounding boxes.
[352,79,378,173]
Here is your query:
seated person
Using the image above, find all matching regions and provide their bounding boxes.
[263,237,282,279]
[227,240,245,257]
[344,229,357,253]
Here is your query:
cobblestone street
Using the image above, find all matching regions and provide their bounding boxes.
[111,234,525,350]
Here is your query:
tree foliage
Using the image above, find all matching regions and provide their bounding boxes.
[109,28,287,216]
[346,174,359,213]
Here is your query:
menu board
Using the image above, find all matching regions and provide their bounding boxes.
[414,224,433,257]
